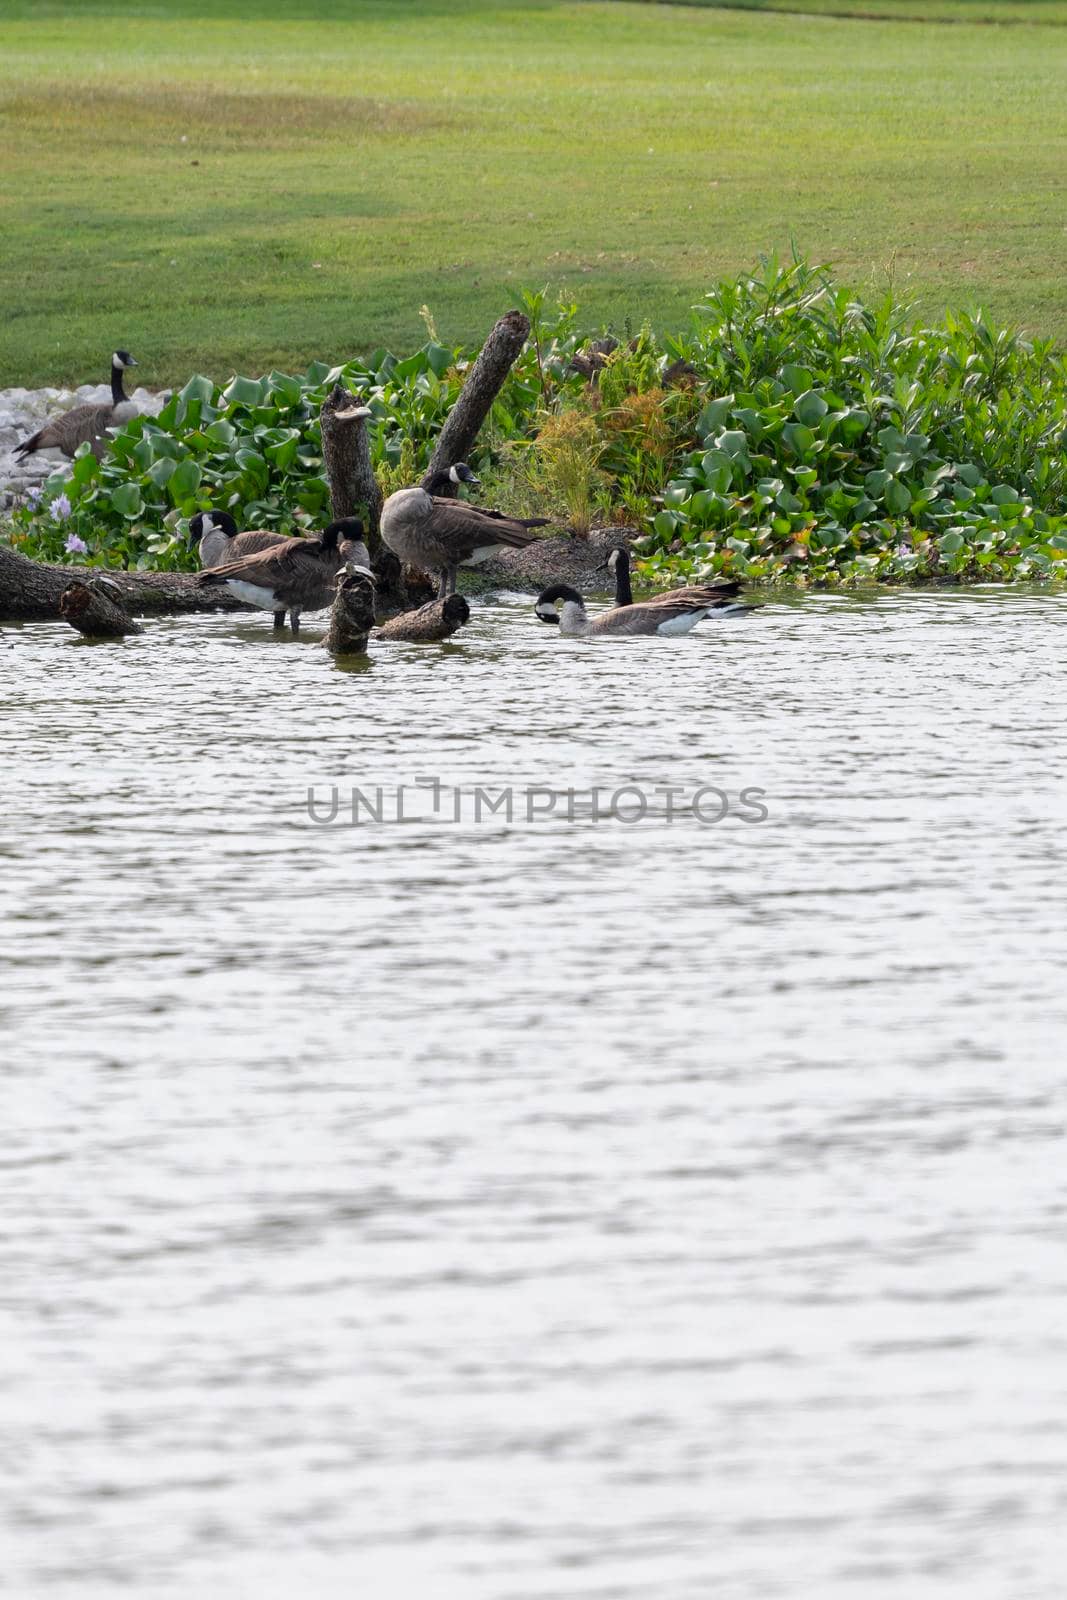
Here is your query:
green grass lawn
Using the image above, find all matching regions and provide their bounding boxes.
[3,0,1067,388]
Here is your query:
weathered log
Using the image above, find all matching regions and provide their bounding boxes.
[319,388,383,555]
[0,541,247,624]
[325,565,376,656]
[58,577,144,638]
[421,310,530,495]
[375,594,470,643]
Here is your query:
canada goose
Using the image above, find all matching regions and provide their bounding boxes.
[186,511,368,631]
[603,545,751,615]
[197,518,362,635]
[15,351,139,461]
[380,463,549,598]
[376,593,470,643]
[535,579,745,637]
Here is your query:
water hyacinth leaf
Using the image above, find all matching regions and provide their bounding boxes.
[167,459,202,502]
[180,375,215,405]
[147,458,177,489]
[832,407,870,440]
[205,419,237,447]
[70,452,99,486]
[955,462,983,487]
[654,510,680,539]
[780,423,816,457]
[781,365,812,396]
[715,430,750,459]
[423,343,453,378]
[223,375,267,408]
[110,483,143,518]
[884,479,912,515]
[988,484,1021,505]
[733,407,763,438]
[939,530,966,554]
[776,487,804,513]
[793,390,829,427]
[266,372,304,407]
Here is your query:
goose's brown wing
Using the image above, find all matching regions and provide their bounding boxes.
[230,529,291,559]
[428,498,548,553]
[643,580,742,608]
[16,402,111,458]
[590,595,721,634]
[197,536,328,587]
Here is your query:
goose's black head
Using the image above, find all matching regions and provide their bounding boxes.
[443,594,470,625]
[602,545,629,575]
[428,461,480,493]
[535,583,583,624]
[324,516,365,542]
[188,510,238,542]
[112,350,137,370]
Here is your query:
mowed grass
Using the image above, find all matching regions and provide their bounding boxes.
[2,0,1067,388]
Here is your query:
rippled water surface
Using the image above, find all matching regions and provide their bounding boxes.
[3,588,1066,1598]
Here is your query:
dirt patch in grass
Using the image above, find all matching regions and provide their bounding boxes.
[0,83,449,146]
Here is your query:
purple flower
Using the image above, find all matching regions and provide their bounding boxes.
[65,532,88,555]
[51,493,72,521]
[895,543,910,557]
[26,486,42,508]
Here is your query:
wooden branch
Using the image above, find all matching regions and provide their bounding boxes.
[421,310,530,495]
[320,387,383,555]
[376,594,470,643]
[58,577,144,638]
[325,566,376,657]
[0,542,247,624]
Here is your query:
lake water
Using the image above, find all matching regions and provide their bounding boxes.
[2,587,1065,1599]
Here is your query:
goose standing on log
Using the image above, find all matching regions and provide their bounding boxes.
[380,463,548,597]
[535,577,744,637]
[603,545,754,616]
[15,351,139,462]
[196,518,366,635]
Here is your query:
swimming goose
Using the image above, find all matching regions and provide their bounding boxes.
[15,351,139,461]
[197,518,361,635]
[603,545,751,615]
[376,593,470,643]
[535,579,745,637]
[380,463,549,597]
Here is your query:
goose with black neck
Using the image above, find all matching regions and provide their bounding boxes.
[380,463,549,598]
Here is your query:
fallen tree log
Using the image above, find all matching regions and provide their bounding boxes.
[0,541,247,624]
[376,594,470,643]
[421,310,530,495]
[58,577,144,638]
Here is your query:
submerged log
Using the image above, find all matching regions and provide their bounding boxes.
[421,310,530,495]
[319,388,383,555]
[58,576,144,638]
[0,541,247,624]
[376,594,470,643]
[325,565,376,656]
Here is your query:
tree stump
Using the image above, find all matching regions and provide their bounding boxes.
[319,387,382,554]
[58,576,145,638]
[421,310,530,495]
[325,566,376,656]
